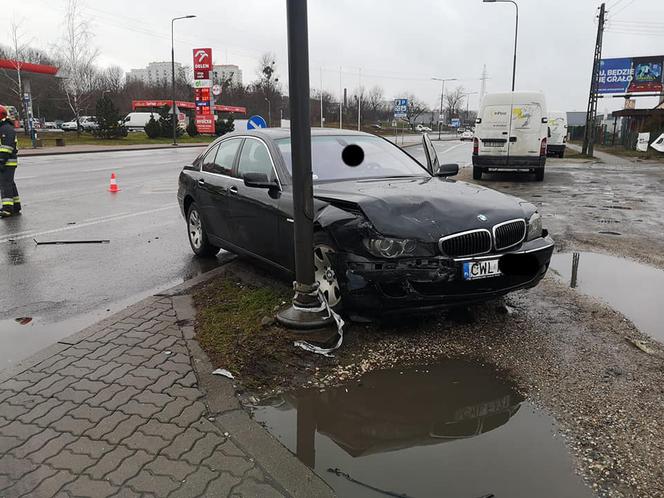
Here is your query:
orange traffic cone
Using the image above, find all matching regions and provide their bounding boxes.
[108,173,120,193]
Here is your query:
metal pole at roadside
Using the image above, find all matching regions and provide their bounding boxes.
[277,0,333,329]
[171,15,196,146]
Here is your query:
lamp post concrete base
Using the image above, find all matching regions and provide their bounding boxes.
[276,282,335,330]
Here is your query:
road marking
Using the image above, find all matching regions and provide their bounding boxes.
[439,142,467,155]
[0,206,177,244]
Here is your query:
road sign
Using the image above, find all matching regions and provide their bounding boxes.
[195,115,215,134]
[193,48,214,133]
[393,98,408,119]
[451,118,461,128]
[247,115,268,129]
[193,48,212,72]
[212,84,222,96]
[193,79,212,89]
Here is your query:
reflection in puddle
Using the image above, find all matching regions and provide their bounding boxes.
[550,252,664,341]
[253,361,592,498]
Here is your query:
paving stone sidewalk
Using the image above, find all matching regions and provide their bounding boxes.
[0,289,331,498]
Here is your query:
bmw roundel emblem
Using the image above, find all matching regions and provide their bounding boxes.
[477,214,488,222]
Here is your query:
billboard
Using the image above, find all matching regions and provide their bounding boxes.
[598,56,664,94]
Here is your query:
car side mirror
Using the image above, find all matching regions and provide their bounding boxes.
[243,172,276,189]
[435,163,459,177]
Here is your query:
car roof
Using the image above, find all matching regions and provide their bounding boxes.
[221,128,376,141]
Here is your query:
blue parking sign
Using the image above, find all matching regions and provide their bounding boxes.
[393,99,408,119]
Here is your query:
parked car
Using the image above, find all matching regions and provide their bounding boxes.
[122,112,157,132]
[460,130,474,141]
[473,92,548,181]
[415,124,432,132]
[177,129,554,314]
[61,116,98,131]
[546,112,567,158]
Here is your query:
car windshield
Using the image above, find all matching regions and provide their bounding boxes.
[276,135,428,182]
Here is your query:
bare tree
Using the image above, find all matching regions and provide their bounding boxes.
[100,66,124,94]
[366,86,385,121]
[403,94,428,128]
[445,86,466,120]
[55,0,99,130]
[2,17,31,129]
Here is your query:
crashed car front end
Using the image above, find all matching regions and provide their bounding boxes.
[317,202,554,313]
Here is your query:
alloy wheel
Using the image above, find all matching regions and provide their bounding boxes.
[314,244,342,308]
[188,209,203,250]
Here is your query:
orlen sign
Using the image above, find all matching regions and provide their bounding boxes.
[193,48,212,71]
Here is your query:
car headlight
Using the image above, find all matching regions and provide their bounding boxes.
[363,238,417,258]
[526,212,543,241]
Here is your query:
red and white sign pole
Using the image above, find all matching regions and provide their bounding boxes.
[192,48,215,134]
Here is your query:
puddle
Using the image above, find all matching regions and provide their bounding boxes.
[550,252,664,341]
[253,361,592,498]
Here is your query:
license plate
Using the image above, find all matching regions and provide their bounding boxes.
[483,141,505,147]
[463,259,501,280]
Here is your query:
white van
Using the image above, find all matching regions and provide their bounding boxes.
[472,92,548,181]
[122,112,158,132]
[546,112,567,158]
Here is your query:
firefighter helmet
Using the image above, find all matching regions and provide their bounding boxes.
[0,105,8,120]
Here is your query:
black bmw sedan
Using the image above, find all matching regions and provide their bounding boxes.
[177,129,554,313]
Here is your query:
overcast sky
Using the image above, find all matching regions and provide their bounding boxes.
[7,0,664,114]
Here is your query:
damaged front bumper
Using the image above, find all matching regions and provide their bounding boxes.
[338,235,554,313]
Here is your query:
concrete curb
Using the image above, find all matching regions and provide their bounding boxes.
[20,142,209,157]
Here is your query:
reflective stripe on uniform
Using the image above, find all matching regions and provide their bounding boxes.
[0,146,14,153]
[2,200,14,206]
[5,161,17,166]
[13,197,20,202]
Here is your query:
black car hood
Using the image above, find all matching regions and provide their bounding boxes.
[314,176,530,242]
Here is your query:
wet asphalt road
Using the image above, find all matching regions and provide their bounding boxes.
[0,140,473,370]
[0,146,219,370]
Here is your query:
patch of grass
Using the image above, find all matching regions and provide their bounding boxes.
[18,132,215,149]
[194,276,305,390]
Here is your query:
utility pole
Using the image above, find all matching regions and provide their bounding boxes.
[357,68,362,131]
[320,67,324,128]
[480,64,488,104]
[582,3,606,157]
[277,0,333,329]
[339,66,343,129]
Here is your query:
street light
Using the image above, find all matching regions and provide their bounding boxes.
[276,0,333,329]
[171,15,196,146]
[483,0,518,92]
[431,77,457,140]
[264,97,271,127]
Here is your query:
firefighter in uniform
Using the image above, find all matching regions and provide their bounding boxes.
[0,105,20,218]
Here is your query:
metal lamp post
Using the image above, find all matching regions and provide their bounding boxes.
[171,15,196,146]
[264,97,271,127]
[432,77,457,140]
[277,0,333,329]
[483,0,518,91]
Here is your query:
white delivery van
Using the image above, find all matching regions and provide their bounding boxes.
[122,112,158,132]
[546,112,567,158]
[472,92,548,181]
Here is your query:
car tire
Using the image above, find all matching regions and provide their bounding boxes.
[473,166,483,180]
[535,169,545,182]
[187,203,220,257]
[313,232,343,310]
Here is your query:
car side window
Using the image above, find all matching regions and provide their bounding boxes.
[236,139,275,180]
[200,144,220,172]
[204,139,241,176]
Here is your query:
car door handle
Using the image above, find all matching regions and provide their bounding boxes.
[229,186,238,195]
[197,179,205,187]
